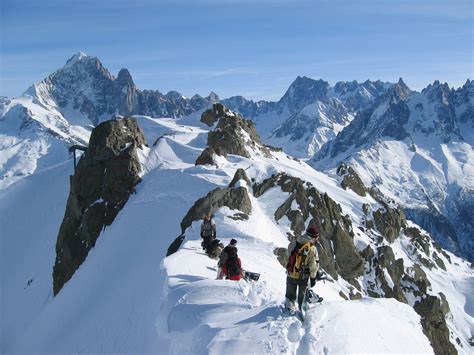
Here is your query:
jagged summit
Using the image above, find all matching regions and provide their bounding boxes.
[65,51,90,65]
[279,76,330,112]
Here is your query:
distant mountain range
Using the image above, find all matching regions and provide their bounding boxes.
[0,52,472,261]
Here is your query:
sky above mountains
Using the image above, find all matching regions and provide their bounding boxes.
[1,0,472,100]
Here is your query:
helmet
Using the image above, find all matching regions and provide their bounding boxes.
[306,225,320,239]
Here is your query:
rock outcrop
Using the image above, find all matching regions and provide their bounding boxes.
[337,163,367,197]
[414,294,456,355]
[52,117,146,295]
[180,169,252,233]
[195,104,271,165]
[254,171,457,354]
[254,173,364,281]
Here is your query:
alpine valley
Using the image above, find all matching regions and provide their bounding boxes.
[1,53,473,354]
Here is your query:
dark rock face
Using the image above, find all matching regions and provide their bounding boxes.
[337,164,367,197]
[195,148,216,166]
[253,173,364,281]
[229,168,251,188]
[52,117,145,295]
[414,295,457,355]
[196,103,271,164]
[373,201,406,243]
[200,103,226,126]
[180,187,252,234]
[34,53,215,125]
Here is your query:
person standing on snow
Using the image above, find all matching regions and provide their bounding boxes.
[285,225,320,313]
[201,213,216,254]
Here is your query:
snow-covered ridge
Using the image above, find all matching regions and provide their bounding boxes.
[312,78,474,261]
[1,112,472,353]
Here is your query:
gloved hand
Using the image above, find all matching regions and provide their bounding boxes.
[310,277,316,287]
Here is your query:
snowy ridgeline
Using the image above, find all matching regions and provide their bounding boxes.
[1,113,473,354]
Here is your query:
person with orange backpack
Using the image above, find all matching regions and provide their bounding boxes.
[285,225,321,314]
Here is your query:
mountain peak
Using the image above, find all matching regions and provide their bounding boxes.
[280,76,329,112]
[116,68,134,86]
[206,91,220,103]
[387,77,411,101]
[65,51,90,65]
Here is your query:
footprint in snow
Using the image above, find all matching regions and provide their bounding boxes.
[287,321,302,343]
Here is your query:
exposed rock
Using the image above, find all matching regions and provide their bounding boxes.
[195,103,271,164]
[375,245,406,302]
[405,227,431,256]
[339,291,349,300]
[252,174,279,197]
[432,252,447,271]
[167,234,185,256]
[349,291,362,300]
[195,147,216,166]
[373,202,406,243]
[403,264,431,296]
[253,173,364,281]
[333,222,364,279]
[229,168,251,188]
[227,212,249,221]
[180,186,252,234]
[200,103,226,126]
[337,164,367,197]
[53,117,145,295]
[414,295,456,355]
[274,247,288,268]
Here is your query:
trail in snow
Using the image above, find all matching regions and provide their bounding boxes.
[1,113,472,354]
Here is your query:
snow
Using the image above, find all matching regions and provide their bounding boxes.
[1,112,473,354]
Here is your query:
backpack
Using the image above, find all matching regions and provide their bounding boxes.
[225,247,241,277]
[287,242,312,280]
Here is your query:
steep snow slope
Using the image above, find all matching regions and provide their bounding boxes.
[313,80,474,260]
[0,95,91,190]
[1,114,472,354]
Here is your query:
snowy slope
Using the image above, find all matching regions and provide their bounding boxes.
[223,77,391,159]
[1,112,472,354]
[313,80,474,260]
[0,94,91,190]
[0,52,215,190]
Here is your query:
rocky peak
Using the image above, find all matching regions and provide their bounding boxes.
[116,68,135,87]
[422,80,453,104]
[165,91,184,101]
[61,52,113,80]
[65,51,89,65]
[196,103,271,165]
[279,76,330,112]
[52,117,146,295]
[384,78,411,103]
[206,91,220,103]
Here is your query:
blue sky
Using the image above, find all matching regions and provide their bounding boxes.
[1,0,472,100]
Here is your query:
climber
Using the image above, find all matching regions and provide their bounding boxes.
[219,239,243,281]
[201,213,216,255]
[285,225,321,313]
[217,238,238,279]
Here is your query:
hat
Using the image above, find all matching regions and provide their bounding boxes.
[230,238,237,245]
[306,225,320,239]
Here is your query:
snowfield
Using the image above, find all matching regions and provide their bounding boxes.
[1,113,472,354]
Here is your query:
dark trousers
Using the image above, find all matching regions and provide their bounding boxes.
[201,235,213,252]
[285,276,308,309]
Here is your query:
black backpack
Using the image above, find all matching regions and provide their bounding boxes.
[225,247,240,276]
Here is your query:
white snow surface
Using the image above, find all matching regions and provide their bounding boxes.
[1,113,473,354]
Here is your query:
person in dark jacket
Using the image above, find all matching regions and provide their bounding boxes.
[200,214,216,254]
[217,238,242,280]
